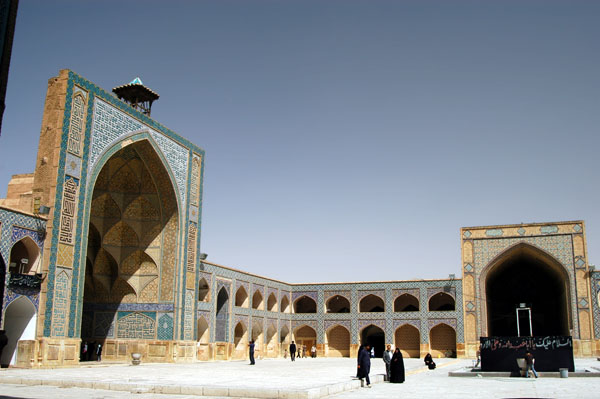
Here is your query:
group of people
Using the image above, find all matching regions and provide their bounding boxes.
[357,344,405,388]
[286,341,316,361]
[80,341,102,362]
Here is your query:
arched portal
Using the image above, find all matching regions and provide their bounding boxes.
[326,325,350,357]
[235,286,249,307]
[215,287,229,342]
[252,290,263,310]
[266,324,278,357]
[82,140,178,342]
[233,322,248,360]
[361,324,385,358]
[280,295,290,313]
[294,325,316,357]
[484,243,571,336]
[267,293,277,312]
[429,323,456,358]
[359,294,384,312]
[9,236,41,275]
[394,324,420,358]
[251,319,263,356]
[198,278,210,302]
[394,294,419,312]
[326,295,350,313]
[428,292,455,311]
[196,317,210,361]
[294,296,316,313]
[1,296,36,367]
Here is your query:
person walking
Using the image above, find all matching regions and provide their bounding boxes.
[383,344,393,381]
[357,344,372,388]
[249,340,256,365]
[390,348,405,383]
[356,344,364,378]
[96,343,102,362]
[311,345,317,358]
[524,351,538,378]
[290,341,297,361]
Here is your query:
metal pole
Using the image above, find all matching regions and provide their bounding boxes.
[516,308,521,337]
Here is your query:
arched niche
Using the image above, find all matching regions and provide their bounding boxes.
[428,292,455,311]
[9,236,41,275]
[280,325,290,344]
[394,294,419,312]
[267,293,278,312]
[394,324,420,358]
[359,294,384,312]
[361,324,385,358]
[483,243,571,336]
[82,139,179,340]
[429,323,456,358]
[326,295,350,313]
[252,290,263,310]
[294,325,316,356]
[326,325,350,357]
[280,295,290,313]
[234,322,248,356]
[1,296,36,366]
[235,286,249,307]
[197,316,209,343]
[198,278,210,302]
[251,320,263,347]
[215,287,229,342]
[294,296,316,313]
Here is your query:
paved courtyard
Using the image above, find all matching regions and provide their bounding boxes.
[0,358,598,398]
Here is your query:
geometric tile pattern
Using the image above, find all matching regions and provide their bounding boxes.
[157,313,174,340]
[51,269,72,337]
[591,272,600,339]
[93,312,115,338]
[183,290,194,340]
[116,312,155,339]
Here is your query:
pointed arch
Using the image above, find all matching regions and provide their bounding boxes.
[197,316,209,343]
[1,296,37,366]
[326,295,350,313]
[198,277,210,302]
[267,293,278,312]
[325,324,350,357]
[428,292,455,311]
[9,236,41,275]
[481,242,571,337]
[215,287,230,342]
[429,323,456,358]
[280,295,290,314]
[359,294,385,312]
[252,289,264,310]
[360,324,385,358]
[293,295,317,313]
[235,285,248,307]
[280,324,290,344]
[394,294,419,312]
[234,321,248,358]
[395,324,420,358]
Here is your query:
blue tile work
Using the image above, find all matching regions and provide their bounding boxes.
[116,311,156,339]
[92,312,115,338]
[591,271,600,339]
[183,290,194,340]
[37,70,204,340]
[157,313,174,340]
[470,234,579,338]
[50,268,72,337]
[200,261,463,349]
[0,208,46,326]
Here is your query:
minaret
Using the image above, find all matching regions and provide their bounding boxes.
[112,77,159,116]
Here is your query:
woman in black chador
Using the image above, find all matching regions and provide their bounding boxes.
[390,348,405,383]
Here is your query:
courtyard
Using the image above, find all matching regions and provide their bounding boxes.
[0,357,599,399]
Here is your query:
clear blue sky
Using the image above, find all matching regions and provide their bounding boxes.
[0,1,598,283]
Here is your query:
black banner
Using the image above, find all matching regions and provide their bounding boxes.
[480,336,574,374]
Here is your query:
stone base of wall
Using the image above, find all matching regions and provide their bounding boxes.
[15,338,199,368]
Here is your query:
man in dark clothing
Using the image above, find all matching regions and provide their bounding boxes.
[524,351,538,378]
[249,340,255,365]
[289,341,297,361]
[357,344,372,388]
[0,330,8,368]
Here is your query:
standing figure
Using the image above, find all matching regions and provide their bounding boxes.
[356,345,364,378]
[289,341,297,361]
[249,340,255,365]
[383,344,393,381]
[96,343,102,362]
[390,348,405,383]
[311,345,317,358]
[357,344,372,388]
[524,351,538,378]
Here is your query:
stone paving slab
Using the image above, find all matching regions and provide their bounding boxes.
[0,357,432,399]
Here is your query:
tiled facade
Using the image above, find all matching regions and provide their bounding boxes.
[1,70,598,367]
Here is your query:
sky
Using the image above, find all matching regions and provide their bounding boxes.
[0,0,598,283]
